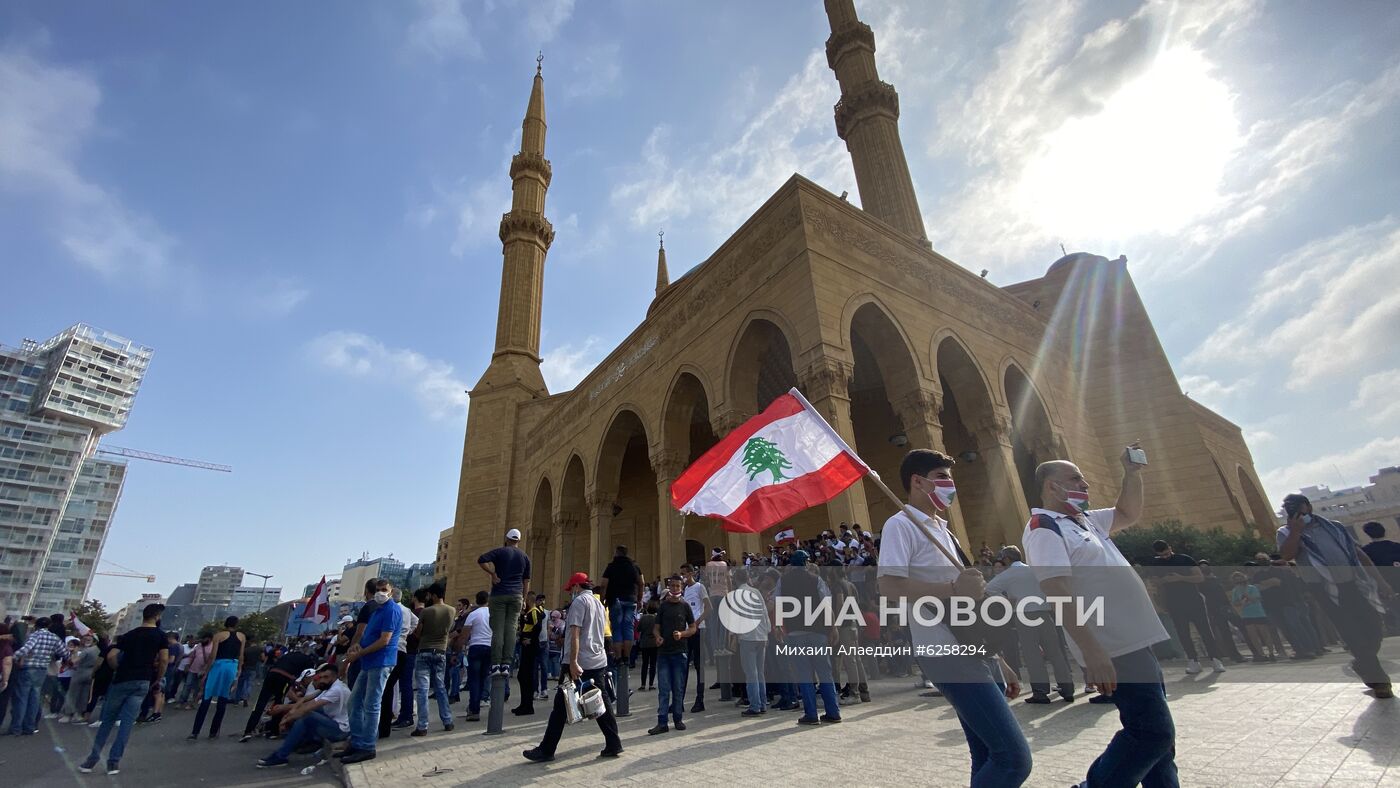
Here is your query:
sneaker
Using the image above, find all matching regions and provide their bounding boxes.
[859,691,871,703]
[57,715,71,723]
[79,759,98,774]
[648,723,669,735]
[779,703,801,711]
[820,714,842,723]
[146,712,162,724]
[465,713,480,722]
[186,734,198,741]
[1059,686,1076,703]
[336,748,366,761]
[1184,660,1202,675]
[690,701,704,713]
[598,747,623,758]
[1024,693,1052,704]
[443,723,454,731]
[1211,659,1226,673]
[392,719,414,729]
[106,763,120,776]
[796,716,821,726]
[44,713,60,720]
[741,709,763,717]
[922,679,936,689]
[522,748,554,763]
[1373,685,1394,700]
[1089,694,1115,704]
[73,717,91,725]
[89,721,102,728]
[257,756,290,768]
[673,720,687,731]
[411,728,427,737]
[239,734,253,743]
[340,750,376,764]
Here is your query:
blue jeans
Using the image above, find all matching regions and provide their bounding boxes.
[8,667,47,733]
[656,651,689,723]
[414,651,453,730]
[348,666,391,752]
[234,667,255,703]
[921,656,1032,788]
[546,649,562,683]
[784,631,840,719]
[271,709,347,760]
[1085,648,1177,788]
[535,643,550,691]
[447,651,463,698]
[85,680,149,766]
[739,639,767,712]
[610,599,637,643]
[466,644,491,714]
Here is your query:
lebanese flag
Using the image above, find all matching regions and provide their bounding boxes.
[300,576,331,624]
[68,611,91,636]
[672,388,869,534]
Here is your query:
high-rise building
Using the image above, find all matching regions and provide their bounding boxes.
[228,584,282,617]
[194,565,245,605]
[0,323,152,617]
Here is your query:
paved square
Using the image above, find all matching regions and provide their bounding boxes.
[345,644,1400,788]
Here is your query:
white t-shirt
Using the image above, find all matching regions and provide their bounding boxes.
[1022,507,1167,662]
[465,606,493,648]
[308,680,351,731]
[875,508,960,649]
[683,581,708,630]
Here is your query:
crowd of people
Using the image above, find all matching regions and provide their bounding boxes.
[1,447,1395,786]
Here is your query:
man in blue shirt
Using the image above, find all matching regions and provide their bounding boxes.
[339,578,402,764]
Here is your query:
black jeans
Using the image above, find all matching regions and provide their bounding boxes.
[687,635,704,700]
[1309,582,1389,686]
[518,643,540,708]
[243,672,292,735]
[639,647,657,687]
[378,660,405,739]
[535,666,621,757]
[1163,598,1219,661]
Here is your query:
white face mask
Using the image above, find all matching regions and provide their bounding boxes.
[373,591,390,604]
[923,478,957,512]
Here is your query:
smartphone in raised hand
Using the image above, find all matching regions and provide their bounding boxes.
[1126,447,1148,466]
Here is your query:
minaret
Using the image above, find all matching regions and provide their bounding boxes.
[824,0,929,245]
[654,230,670,297]
[478,54,554,396]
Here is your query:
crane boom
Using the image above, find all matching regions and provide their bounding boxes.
[96,444,231,472]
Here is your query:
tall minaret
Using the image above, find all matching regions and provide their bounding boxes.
[478,55,554,396]
[654,230,670,297]
[824,0,928,245]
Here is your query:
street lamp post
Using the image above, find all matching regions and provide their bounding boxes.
[246,571,273,615]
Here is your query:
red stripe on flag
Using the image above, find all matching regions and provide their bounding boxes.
[707,451,867,534]
[669,393,805,508]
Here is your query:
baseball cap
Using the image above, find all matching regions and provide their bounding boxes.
[506,528,522,540]
[338,614,354,624]
[563,571,589,591]
[789,549,810,566]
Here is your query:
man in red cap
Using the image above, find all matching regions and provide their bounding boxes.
[523,572,623,762]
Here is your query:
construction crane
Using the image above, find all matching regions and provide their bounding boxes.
[95,444,232,473]
[94,559,155,584]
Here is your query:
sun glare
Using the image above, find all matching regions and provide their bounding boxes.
[1016,47,1241,240]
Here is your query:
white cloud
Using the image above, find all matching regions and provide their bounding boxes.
[0,47,179,284]
[1179,374,1250,412]
[449,180,510,256]
[523,0,574,44]
[309,331,469,420]
[247,277,310,316]
[406,0,483,61]
[1352,370,1400,426]
[564,41,621,100]
[1188,216,1400,385]
[541,336,603,392]
[610,51,853,239]
[1261,435,1400,502]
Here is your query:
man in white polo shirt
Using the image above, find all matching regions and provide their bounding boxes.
[1023,443,1176,788]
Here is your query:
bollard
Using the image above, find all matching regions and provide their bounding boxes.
[484,674,506,735]
[615,661,630,717]
[717,648,733,702]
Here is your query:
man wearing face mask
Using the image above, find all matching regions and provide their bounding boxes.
[523,572,623,762]
[339,579,402,764]
[256,664,351,768]
[1023,443,1176,788]
[648,575,696,734]
[879,449,1029,786]
[1278,493,1393,698]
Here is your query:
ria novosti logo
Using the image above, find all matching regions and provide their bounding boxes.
[717,586,767,635]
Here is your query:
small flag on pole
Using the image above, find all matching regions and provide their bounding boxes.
[300,576,331,625]
[773,528,797,544]
[69,610,91,636]
[672,388,869,534]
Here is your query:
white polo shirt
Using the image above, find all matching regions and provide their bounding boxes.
[1022,507,1166,663]
[875,508,960,649]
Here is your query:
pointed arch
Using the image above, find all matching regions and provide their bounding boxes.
[848,301,926,527]
[555,454,589,589]
[662,369,717,463]
[1237,465,1277,535]
[840,293,929,384]
[529,477,554,597]
[594,408,659,575]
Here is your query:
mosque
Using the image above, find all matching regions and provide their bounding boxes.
[444,0,1275,594]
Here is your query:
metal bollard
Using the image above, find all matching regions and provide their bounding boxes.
[484,674,506,735]
[615,661,630,717]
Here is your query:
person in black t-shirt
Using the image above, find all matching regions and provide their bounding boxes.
[241,643,318,742]
[1362,522,1400,567]
[1254,555,1323,658]
[1148,541,1225,674]
[81,604,168,775]
[601,546,645,664]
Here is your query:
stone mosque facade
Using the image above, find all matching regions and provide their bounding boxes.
[444,0,1275,596]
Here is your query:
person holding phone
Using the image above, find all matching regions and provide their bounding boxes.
[1278,494,1393,698]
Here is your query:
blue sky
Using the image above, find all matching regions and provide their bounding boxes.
[3,0,1398,611]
